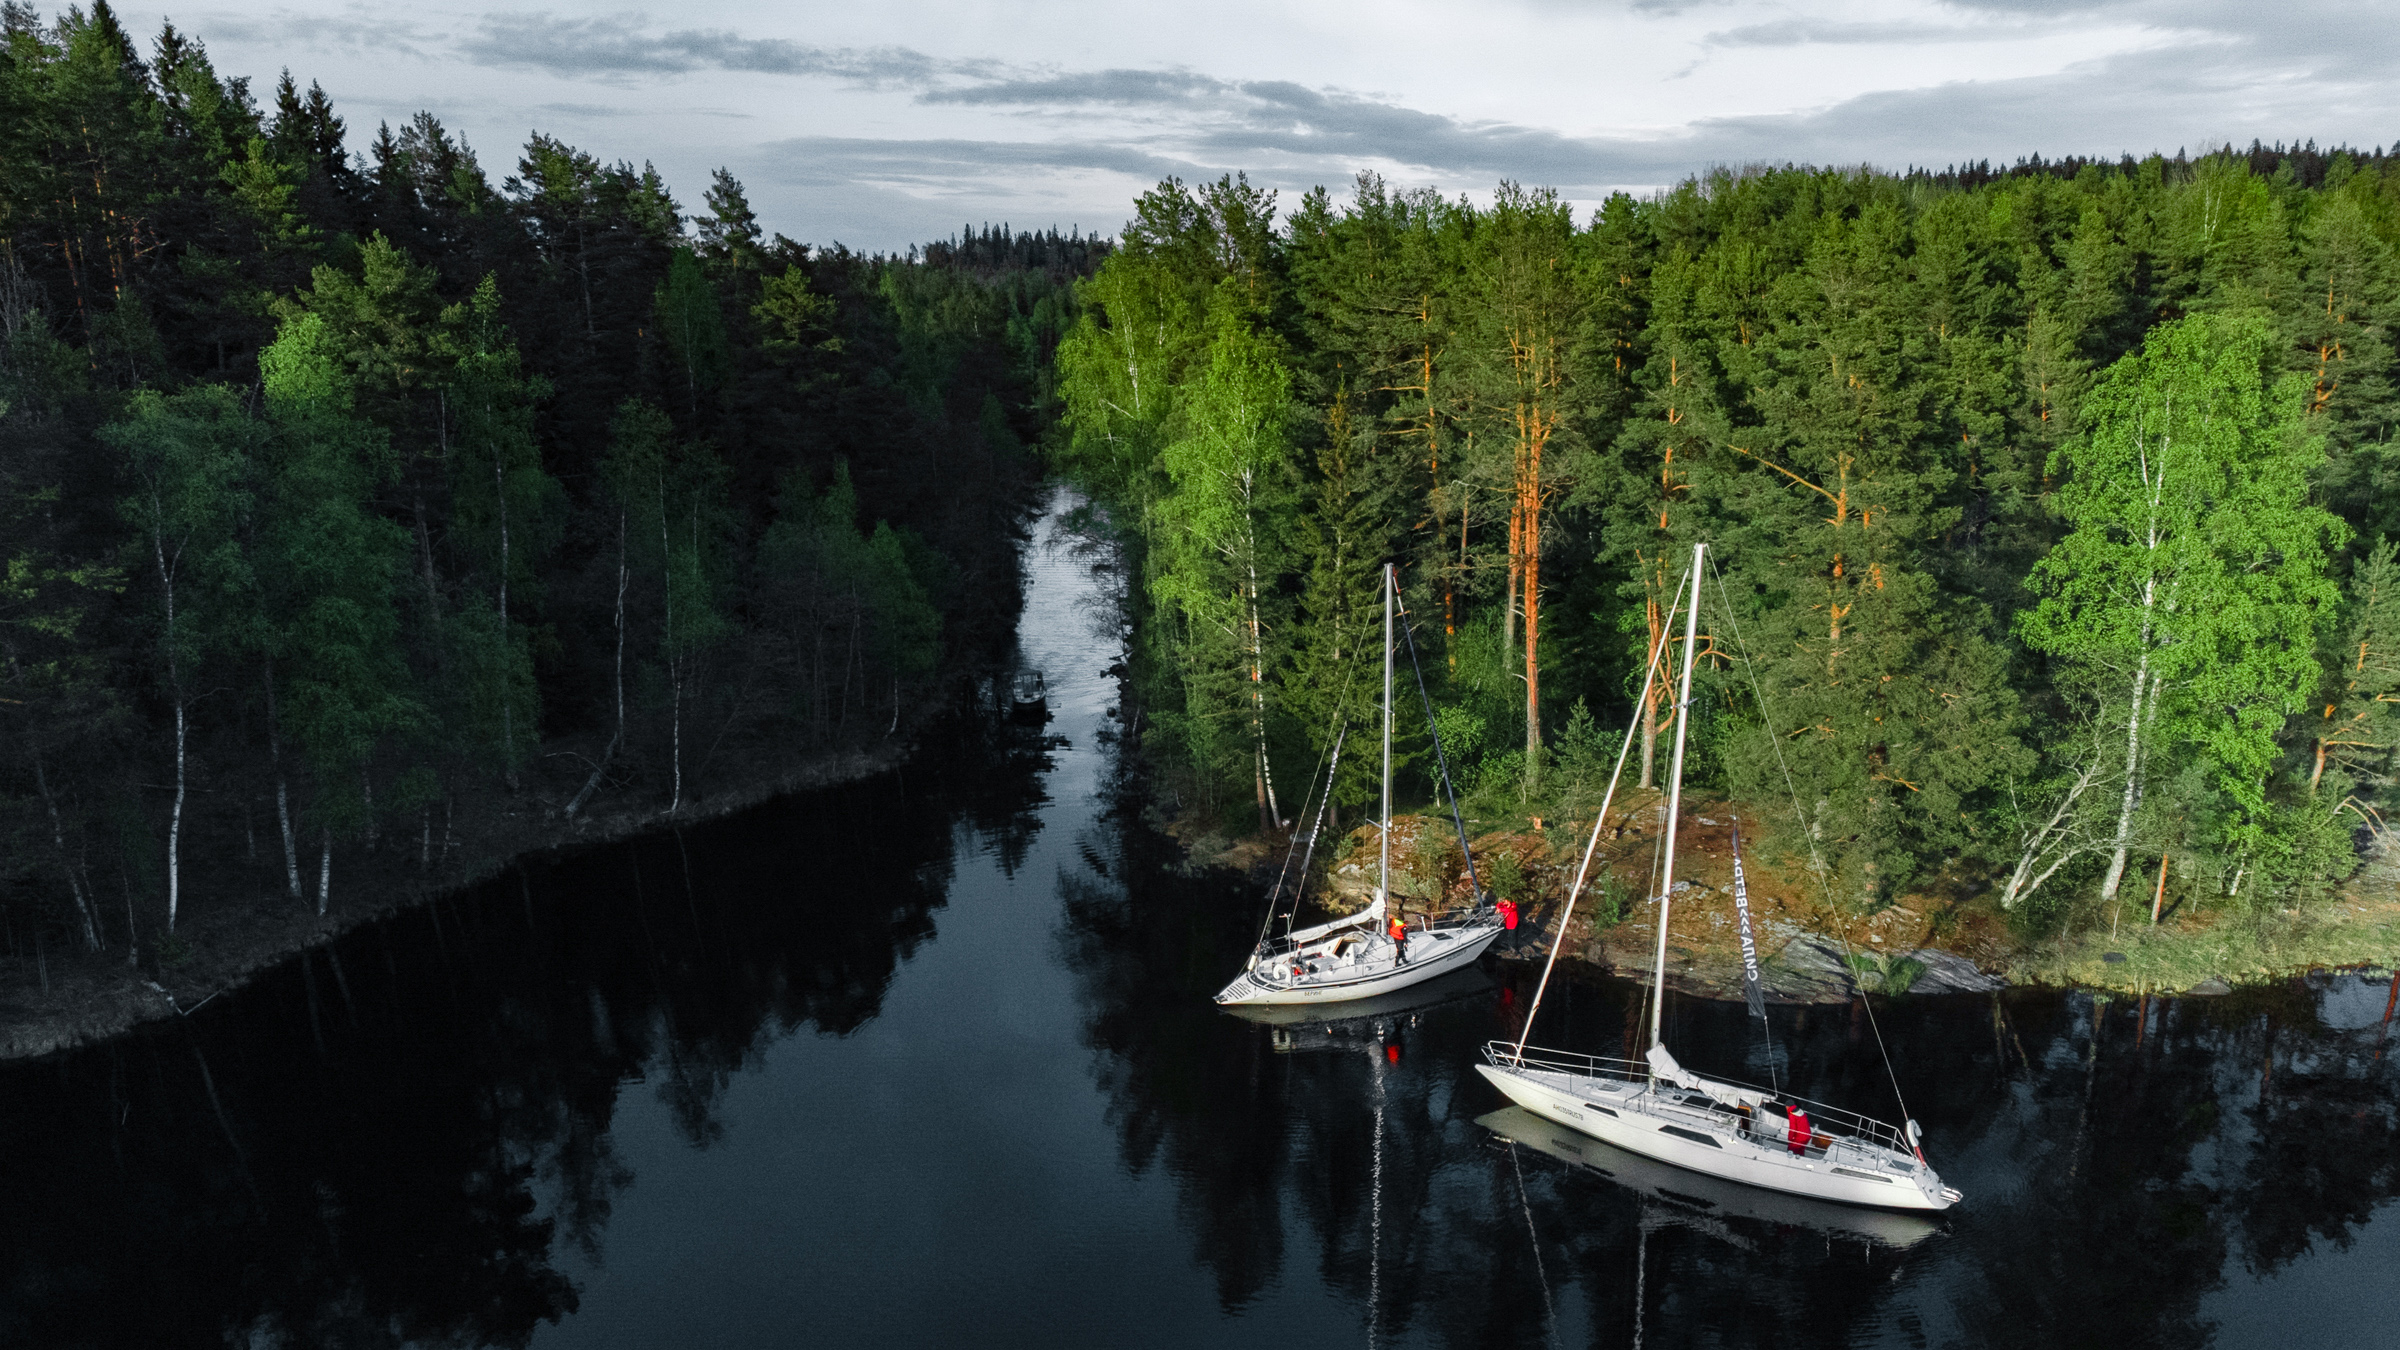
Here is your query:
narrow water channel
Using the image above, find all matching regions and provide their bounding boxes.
[3,493,2395,1348]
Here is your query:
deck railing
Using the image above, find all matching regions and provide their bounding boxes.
[1482,1040,1920,1164]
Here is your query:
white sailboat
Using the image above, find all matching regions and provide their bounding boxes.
[1476,543,1961,1213]
[1215,564,1506,1007]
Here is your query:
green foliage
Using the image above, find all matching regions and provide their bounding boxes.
[1059,150,2400,912]
[2023,312,2346,897]
[0,18,1069,943]
[655,247,728,413]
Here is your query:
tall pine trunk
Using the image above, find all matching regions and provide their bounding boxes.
[565,508,628,818]
[265,657,302,902]
[496,441,518,791]
[660,476,683,813]
[31,750,101,952]
[1522,472,1544,764]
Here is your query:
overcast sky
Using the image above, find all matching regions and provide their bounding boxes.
[112,0,2400,251]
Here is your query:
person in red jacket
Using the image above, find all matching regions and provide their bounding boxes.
[1389,915,1408,964]
[1786,1105,1813,1156]
[1497,897,1519,930]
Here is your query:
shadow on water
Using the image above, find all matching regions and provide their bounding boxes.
[1049,725,2400,1346]
[1,495,2395,1347]
[0,698,1058,1350]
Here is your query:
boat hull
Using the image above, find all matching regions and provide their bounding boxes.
[1475,1062,1956,1213]
[1215,921,1504,1006]
[1477,1107,1940,1248]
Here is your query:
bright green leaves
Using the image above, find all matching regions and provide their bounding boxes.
[1152,297,1300,811]
[2023,312,2346,888]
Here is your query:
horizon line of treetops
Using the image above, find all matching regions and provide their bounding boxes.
[0,2,1104,968]
[1052,144,2400,933]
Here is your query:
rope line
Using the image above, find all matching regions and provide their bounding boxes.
[1704,553,1915,1129]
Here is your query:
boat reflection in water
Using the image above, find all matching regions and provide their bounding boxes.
[1478,1106,1941,1251]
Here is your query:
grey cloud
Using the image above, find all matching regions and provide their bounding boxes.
[758,136,1203,190]
[199,10,440,60]
[461,14,990,87]
[922,68,1233,106]
[1704,19,2027,47]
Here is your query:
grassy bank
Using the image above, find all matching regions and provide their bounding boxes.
[2007,891,2400,994]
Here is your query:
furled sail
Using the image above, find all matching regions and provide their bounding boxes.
[1729,819,1767,1021]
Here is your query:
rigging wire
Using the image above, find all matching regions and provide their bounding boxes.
[1255,716,1348,947]
[1277,725,1348,940]
[1247,643,1364,951]
[1396,589,1486,906]
[1705,552,1917,1131]
[1512,582,1679,1058]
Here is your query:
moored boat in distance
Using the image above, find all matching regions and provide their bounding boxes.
[1215,563,1504,1007]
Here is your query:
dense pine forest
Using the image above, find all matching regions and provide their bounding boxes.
[1056,152,2400,932]
[0,4,1097,970]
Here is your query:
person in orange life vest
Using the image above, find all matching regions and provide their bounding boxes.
[1389,915,1408,964]
[1497,897,1518,930]
[1786,1105,1812,1156]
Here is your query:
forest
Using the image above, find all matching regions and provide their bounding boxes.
[1054,148,2400,931]
[0,3,1098,968]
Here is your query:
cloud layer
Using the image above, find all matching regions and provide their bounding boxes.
[143,0,2400,248]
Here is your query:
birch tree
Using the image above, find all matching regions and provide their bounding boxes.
[106,387,258,932]
[2021,312,2344,904]
[1154,293,1297,829]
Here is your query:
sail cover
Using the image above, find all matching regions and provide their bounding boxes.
[1729,819,1768,1020]
[1646,1043,1767,1110]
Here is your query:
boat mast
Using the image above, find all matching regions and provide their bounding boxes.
[1377,563,1395,921]
[1648,543,1706,1051]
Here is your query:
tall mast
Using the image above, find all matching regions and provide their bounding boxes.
[1649,543,1706,1051]
[1377,563,1394,919]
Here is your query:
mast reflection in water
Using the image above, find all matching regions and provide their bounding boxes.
[1,495,2396,1348]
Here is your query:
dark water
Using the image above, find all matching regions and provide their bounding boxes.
[4,497,2397,1349]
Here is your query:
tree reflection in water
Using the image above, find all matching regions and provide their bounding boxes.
[0,699,1053,1350]
[1056,742,2400,1348]
[0,688,2392,1346]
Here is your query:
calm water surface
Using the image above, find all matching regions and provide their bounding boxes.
[3,494,2396,1348]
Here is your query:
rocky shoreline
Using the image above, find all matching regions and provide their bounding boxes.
[1213,808,2399,1004]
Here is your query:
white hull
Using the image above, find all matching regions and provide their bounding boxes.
[1477,1107,1940,1247]
[1476,1060,1957,1213]
[1215,919,1504,1006]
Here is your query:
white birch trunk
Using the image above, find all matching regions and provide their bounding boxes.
[315,826,331,916]
[153,523,186,933]
[2098,659,2150,903]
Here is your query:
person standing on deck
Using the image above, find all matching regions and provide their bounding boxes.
[1786,1106,1812,1156]
[1389,915,1408,964]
